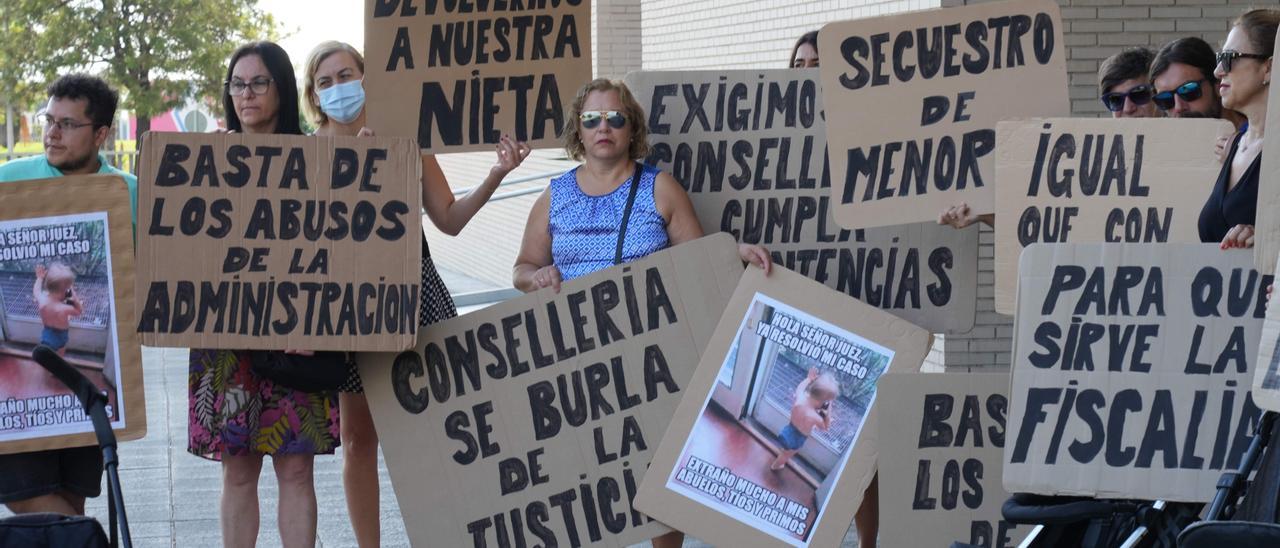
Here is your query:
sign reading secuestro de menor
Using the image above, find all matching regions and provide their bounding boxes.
[819,0,1069,230]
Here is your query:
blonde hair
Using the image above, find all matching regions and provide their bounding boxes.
[44,263,75,294]
[562,79,650,162]
[303,41,366,126]
[809,373,840,400]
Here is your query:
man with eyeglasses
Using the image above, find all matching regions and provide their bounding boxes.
[0,74,137,225]
[0,74,135,518]
[1098,48,1159,118]
[1151,37,1247,129]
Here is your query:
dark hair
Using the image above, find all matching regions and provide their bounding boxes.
[789,30,819,67]
[46,74,119,129]
[1098,48,1155,94]
[1234,9,1280,57]
[222,41,303,135]
[1151,37,1219,85]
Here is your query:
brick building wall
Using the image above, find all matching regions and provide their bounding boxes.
[640,0,940,70]
[594,0,644,78]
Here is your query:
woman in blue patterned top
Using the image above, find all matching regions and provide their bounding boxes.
[513,78,770,548]
[514,78,771,294]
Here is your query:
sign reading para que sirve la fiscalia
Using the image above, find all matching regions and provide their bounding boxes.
[1005,243,1268,502]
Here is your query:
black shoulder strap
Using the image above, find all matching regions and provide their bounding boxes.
[614,162,645,265]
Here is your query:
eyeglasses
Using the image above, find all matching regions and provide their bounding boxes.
[580,111,626,130]
[38,115,95,133]
[1100,84,1154,112]
[226,77,273,97]
[1153,80,1205,111]
[1216,50,1271,74]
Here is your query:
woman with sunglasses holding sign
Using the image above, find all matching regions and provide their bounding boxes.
[512,79,771,548]
[1201,9,1279,249]
[513,79,771,293]
[301,40,531,548]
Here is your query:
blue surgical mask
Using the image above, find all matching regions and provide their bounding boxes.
[318,79,365,124]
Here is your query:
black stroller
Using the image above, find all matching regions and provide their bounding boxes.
[1178,411,1280,547]
[0,345,132,548]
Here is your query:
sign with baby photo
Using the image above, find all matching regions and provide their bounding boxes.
[625,68,979,334]
[635,266,931,547]
[0,175,145,455]
[135,131,422,352]
[818,0,1070,229]
[364,0,592,153]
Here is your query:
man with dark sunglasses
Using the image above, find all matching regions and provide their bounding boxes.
[1098,48,1158,118]
[1151,37,1246,129]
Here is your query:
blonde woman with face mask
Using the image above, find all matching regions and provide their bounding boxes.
[303,40,531,548]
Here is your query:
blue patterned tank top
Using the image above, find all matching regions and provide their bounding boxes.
[549,163,670,281]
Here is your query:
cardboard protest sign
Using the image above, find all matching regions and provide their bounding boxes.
[364,0,592,153]
[627,68,978,333]
[357,234,744,548]
[994,118,1234,314]
[1251,255,1280,412]
[135,132,421,351]
[879,373,1028,548]
[1252,31,1280,273]
[1005,243,1269,502]
[0,175,145,455]
[819,0,1069,230]
[635,266,931,547]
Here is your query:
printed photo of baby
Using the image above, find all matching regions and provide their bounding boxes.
[664,293,893,546]
[771,368,838,472]
[34,263,84,357]
[0,215,125,443]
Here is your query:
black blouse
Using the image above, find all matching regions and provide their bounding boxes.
[1198,131,1260,243]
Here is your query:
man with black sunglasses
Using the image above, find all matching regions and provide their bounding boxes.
[1098,48,1158,118]
[1151,37,1247,129]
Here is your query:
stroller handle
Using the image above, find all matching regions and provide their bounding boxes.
[32,345,108,415]
[31,345,130,547]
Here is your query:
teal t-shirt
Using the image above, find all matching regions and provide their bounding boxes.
[0,153,139,228]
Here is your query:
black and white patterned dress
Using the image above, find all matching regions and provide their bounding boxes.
[339,236,457,393]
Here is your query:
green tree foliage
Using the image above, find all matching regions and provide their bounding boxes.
[0,0,280,142]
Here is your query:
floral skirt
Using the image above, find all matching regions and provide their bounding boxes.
[187,349,340,460]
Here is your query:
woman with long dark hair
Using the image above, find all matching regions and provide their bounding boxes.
[188,41,338,548]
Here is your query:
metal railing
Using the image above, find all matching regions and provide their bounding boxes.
[450,167,566,200]
[1,150,139,173]
[436,168,564,310]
